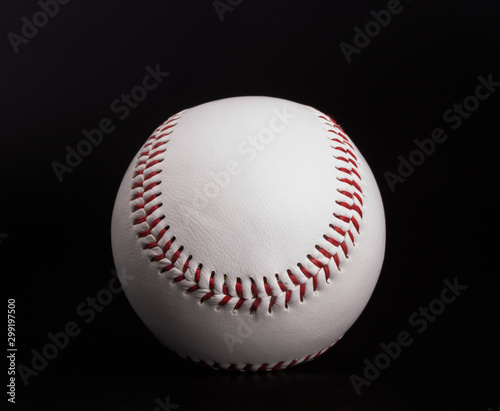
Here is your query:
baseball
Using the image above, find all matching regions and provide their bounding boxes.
[111,96,385,371]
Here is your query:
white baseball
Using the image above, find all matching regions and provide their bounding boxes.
[111,96,385,371]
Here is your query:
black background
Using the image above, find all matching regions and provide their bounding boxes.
[2,0,499,410]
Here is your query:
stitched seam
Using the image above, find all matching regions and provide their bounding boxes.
[130,109,364,314]
[182,337,341,371]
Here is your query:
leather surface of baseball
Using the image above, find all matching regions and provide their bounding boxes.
[111,96,386,371]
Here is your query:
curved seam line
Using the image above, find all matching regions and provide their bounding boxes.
[130,110,364,314]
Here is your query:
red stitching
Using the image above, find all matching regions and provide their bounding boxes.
[130,109,364,317]
[181,338,340,371]
[263,277,272,296]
